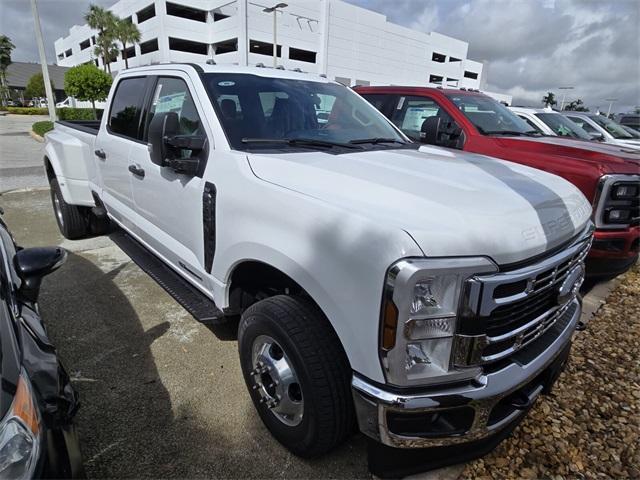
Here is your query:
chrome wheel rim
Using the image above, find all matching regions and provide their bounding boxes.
[250,335,304,427]
[53,192,64,227]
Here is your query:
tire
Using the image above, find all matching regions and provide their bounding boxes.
[238,295,355,458]
[50,178,88,239]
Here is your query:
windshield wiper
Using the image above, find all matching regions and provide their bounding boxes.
[481,130,541,137]
[349,137,407,145]
[241,137,361,149]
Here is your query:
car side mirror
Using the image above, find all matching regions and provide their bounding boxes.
[148,112,205,176]
[14,247,67,302]
[149,111,179,167]
[589,132,604,141]
[420,116,440,145]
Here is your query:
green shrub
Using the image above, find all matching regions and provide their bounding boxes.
[32,121,54,137]
[7,107,48,115]
[57,107,104,120]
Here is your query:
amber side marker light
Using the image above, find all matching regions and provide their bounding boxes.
[12,376,41,435]
[381,298,399,351]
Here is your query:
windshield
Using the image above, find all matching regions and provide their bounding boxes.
[589,115,633,139]
[535,113,592,140]
[445,93,537,136]
[201,73,408,151]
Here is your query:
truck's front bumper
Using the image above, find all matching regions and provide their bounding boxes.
[351,298,580,450]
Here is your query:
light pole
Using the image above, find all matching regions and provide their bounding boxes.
[30,0,56,121]
[263,3,287,67]
[605,98,618,118]
[558,86,574,111]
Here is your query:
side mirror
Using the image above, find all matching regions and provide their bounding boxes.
[148,112,206,176]
[148,111,179,167]
[14,247,67,302]
[589,132,604,141]
[421,116,441,145]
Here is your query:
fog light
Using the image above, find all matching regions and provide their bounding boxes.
[606,209,630,223]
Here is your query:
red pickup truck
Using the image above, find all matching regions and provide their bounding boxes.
[355,86,640,278]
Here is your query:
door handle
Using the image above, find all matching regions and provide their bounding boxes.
[94,149,107,159]
[128,165,145,178]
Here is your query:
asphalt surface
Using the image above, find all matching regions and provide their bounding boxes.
[1,188,374,478]
[0,114,50,192]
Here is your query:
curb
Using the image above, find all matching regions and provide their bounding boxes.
[0,186,50,196]
[29,130,45,143]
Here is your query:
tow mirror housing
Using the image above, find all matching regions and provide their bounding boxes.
[148,112,206,176]
[14,247,67,302]
[421,117,440,145]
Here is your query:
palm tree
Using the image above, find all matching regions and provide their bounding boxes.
[93,36,119,74]
[114,19,141,69]
[0,35,16,106]
[84,4,117,72]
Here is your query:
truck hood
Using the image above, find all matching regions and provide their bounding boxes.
[492,136,640,175]
[247,146,592,265]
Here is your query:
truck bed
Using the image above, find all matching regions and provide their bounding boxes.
[56,120,100,135]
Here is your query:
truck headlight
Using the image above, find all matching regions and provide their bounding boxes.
[0,372,42,480]
[380,257,497,387]
[594,175,639,229]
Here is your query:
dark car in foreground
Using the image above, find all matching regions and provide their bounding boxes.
[0,213,83,478]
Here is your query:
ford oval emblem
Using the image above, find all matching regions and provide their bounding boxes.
[557,265,584,305]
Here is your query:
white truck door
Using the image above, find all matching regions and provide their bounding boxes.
[129,74,210,288]
[94,76,149,226]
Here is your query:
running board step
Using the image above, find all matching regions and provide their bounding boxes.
[111,231,225,324]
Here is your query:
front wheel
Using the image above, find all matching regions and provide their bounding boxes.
[238,295,355,458]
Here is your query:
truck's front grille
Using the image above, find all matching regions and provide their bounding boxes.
[452,227,592,367]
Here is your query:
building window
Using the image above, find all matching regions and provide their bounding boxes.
[169,37,208,55]
[355,79,370,86]
[464,71,479,80]
[431,52,446,63]
[140,38,159,55]
[213,12,230,21]
[65,49,72,57]
[289,47,316,63]
[449,56,461,62]
[249,40,281,57]
[123,16,132,23]
[136,3,155,23]
[91,35,96,45]
[80,39,90,50]
[335,76,350,86]
[166,2,207,22]
[57,52,64,60]
[213,38,238,54]
[122,45,136,59]
[429,74,443,84]
[94,59,99,67]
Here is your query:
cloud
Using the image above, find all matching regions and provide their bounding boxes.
[351,0,640,112]
[0,0,112,65]
[1,0,638,112]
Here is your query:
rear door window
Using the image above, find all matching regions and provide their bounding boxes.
[108,77,147,140]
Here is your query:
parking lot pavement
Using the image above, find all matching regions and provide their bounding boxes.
[0,114,49,192]
[0,188,372,478]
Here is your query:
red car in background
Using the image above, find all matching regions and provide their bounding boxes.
[355,86,639,278]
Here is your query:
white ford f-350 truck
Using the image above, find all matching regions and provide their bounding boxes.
[44,63,593,475]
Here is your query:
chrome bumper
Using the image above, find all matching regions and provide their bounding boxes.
[351,298,580,449]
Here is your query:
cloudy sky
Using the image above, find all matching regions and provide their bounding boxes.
[1,0,638,112]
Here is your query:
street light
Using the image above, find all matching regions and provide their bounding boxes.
[558,86,574,111]
[263,3,288,67]
[30,0,56,121]
[605,98,618,117]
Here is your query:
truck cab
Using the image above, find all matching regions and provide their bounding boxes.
[44,64,593,475]
[356,86,639,279]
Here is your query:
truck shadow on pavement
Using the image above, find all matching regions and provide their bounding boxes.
[38,252,369,478]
